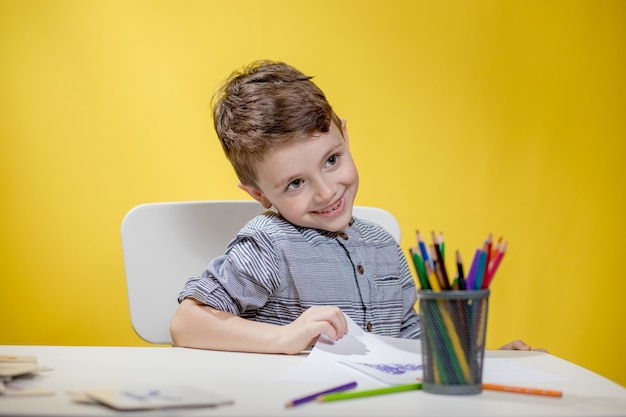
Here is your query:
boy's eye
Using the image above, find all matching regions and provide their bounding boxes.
[325,154,339,168]
[287,179,303,191]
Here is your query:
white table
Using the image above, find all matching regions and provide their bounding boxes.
[0,345,625,416]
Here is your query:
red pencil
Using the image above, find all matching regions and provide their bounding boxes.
[484,241,507,288]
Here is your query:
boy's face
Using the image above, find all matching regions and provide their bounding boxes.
[240,120,359,232]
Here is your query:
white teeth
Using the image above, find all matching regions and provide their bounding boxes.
[319,201,340,214]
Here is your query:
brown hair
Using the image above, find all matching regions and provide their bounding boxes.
[212,60,340,186]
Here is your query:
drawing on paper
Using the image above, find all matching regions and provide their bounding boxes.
[355,362,423,375]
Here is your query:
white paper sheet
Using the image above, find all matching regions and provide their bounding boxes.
[482,357,568,384]
[278,314,567,386]
[279,315,423,387]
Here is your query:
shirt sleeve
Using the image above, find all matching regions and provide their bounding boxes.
[177,226,282,316]
[398,246,422,339]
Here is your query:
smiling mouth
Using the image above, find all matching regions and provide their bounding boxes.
[313,197,344,215]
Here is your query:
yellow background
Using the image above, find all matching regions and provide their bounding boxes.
[1,0,624,386]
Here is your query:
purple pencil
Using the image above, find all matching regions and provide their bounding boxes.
[285,381,358,407]
[465,249,481,290]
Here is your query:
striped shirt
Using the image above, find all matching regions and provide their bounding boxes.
[178,211,421,339]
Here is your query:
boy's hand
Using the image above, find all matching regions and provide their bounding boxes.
[498,339,548,353]
[279,306,348,354]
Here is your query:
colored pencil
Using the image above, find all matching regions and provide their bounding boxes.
[409,247,431,290]
[455,250,466,290]
[474,246,487,290]
[416,230,434,272]
[426,300,465,384]
[439,232,445,260]
[431,232,451,290]
[409,231,507,291]
[438,303,471,382]
[491,236,503,260]
[484,234,493,275]
[482,383,562,398]
[425,261,441,291]
[484,241,507,288]
[285,381,358,407]
[452,276,459,290]
[317,383,422,403]
[465,248,481,291]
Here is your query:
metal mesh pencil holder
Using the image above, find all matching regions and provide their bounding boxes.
[418,289,490,395]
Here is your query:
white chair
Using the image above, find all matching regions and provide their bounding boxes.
[121,200,401,344]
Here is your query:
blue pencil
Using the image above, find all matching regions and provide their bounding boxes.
[417,231,434,272]
[473,249,487,290]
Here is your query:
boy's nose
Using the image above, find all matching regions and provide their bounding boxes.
[314,177,336,202]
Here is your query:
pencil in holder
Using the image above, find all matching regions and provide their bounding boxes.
[418,289,490,395]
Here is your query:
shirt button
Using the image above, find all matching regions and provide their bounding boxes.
[357,265,364,274]
[339,232,349,240]
[366,322,372,332]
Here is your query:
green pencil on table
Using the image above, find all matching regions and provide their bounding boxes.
[317,383,422,403]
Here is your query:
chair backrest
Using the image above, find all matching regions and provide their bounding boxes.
[121,200,401,344]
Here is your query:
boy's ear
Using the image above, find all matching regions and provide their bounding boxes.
[238,183,273,209]
[341,119,350,145]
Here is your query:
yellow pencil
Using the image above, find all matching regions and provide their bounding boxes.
[437,301,471,383]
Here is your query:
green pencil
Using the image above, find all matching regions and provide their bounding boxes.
[317,383,422,402]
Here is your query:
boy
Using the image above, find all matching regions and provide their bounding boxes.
[170,60,539,354]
